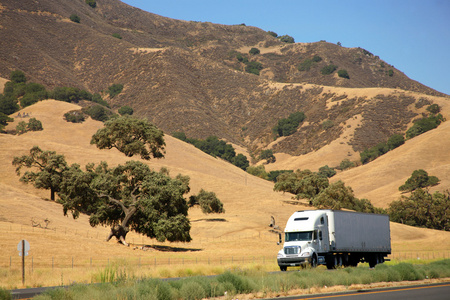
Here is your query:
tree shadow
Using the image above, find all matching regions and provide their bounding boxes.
[192,218,227,222]
[133,244,202,252]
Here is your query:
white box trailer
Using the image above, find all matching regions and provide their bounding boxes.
[277,210,391,271]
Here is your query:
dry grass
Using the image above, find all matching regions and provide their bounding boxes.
[1,99,450,289]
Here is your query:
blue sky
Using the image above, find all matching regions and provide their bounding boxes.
[121,0,450,95]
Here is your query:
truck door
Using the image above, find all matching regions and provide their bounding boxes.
[318,215,330,252]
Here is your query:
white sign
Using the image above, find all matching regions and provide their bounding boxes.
[17,240,30,256]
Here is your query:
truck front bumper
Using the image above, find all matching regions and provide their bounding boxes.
[277,256,310,267]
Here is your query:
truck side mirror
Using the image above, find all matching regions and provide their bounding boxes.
[278,233,282,245]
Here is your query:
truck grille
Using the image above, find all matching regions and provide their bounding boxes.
[284,246,300,255]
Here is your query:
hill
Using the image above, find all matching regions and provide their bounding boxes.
[1,101,450,288]
[0,0,449,159]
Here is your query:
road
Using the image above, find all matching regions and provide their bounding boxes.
[9,282,450,299]
[278,282,450,300]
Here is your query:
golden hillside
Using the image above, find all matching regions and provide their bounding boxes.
[1,100,450,272]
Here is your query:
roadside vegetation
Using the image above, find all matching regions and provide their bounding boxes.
[30,259,450,300]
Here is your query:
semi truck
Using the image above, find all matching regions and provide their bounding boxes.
[277,210,391,270]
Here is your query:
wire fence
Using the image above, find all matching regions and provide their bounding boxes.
[1,222,449,272]
[2,251,450,273]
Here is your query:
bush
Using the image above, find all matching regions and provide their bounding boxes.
[298,59,314,71]
[172,131,187,141]
[27,117,43,131]
[387,134,404,150]
[70,14,80,23]
[64,110,86,123]
[338,69,350,79]
[118,105,133,116]
[273,111,306,137]
[247,165,268,180]
[0,112,13,132]
[83,105,113,122]
[318,165,336,178]
[232,153,249,170]
[278,35,295,43]
[249,48,260,55]
[112,33,122,39]
[108,83,123,98]
[312,55,322,62]
[259,149,275,163]
[245,61,263,75]
[427,103,440,114]
[338,159,355,170]
[85,0,96,8]
[16,121,27,135]
[321,120,334,130]
[267,170,292,182]
[0,287,12,300]
[399,169,440,192]
[321,64,338,75]
[267,31,278,37]
[10,70,27,84]
[405,114,444,139]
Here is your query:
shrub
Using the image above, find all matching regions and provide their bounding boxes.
[0,112,13,132]
[399,169,440,192]
[387,134,405,150]
[172,131,187,141]
[321,120,334,130]
[85,0,96,8]
[312,55,322,62]
[10,70,27,83]
[405,114,444,139]
[273,111,306,137]
[83,104,113,122]
[259,149,275,163]
[64,110,86,123]
[112,33,122,39]
[118,105,133,115]
[247,165,268,180]
[321,64,338,75]
[338,159,355,170]
[267,31,278,37]
[16,121,27,135]
[267,170,293,182]
[278,35,295,43]
[0,287,11,300]
[387,69,394,76]
[27,117,43,131]
[298,59,313,71]
[70,14,80,23]
[249,48,260,55]
[232,153,249,170]
[108,83,123,98]
[427,104,440,114]
[245,61,263,75]
[318,165,336,178]
[338,69,350,79]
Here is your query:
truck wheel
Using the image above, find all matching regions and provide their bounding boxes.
[280,266,287,271]
[310,255,318,268]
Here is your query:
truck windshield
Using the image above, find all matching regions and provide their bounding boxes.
[285,231,313,242]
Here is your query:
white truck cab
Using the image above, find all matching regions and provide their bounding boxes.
[277,210,329,270]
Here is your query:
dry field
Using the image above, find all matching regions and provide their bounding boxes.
[1,99,450,289]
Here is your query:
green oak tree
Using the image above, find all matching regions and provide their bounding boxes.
[91,116,165,160]
[12,146,69,201]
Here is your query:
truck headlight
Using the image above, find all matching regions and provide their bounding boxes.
[301,252,311,257]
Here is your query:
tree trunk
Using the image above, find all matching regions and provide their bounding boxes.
[50,187,55,201]
[105,206,137,246]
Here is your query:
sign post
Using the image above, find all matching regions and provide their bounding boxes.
[17,240,30,285]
